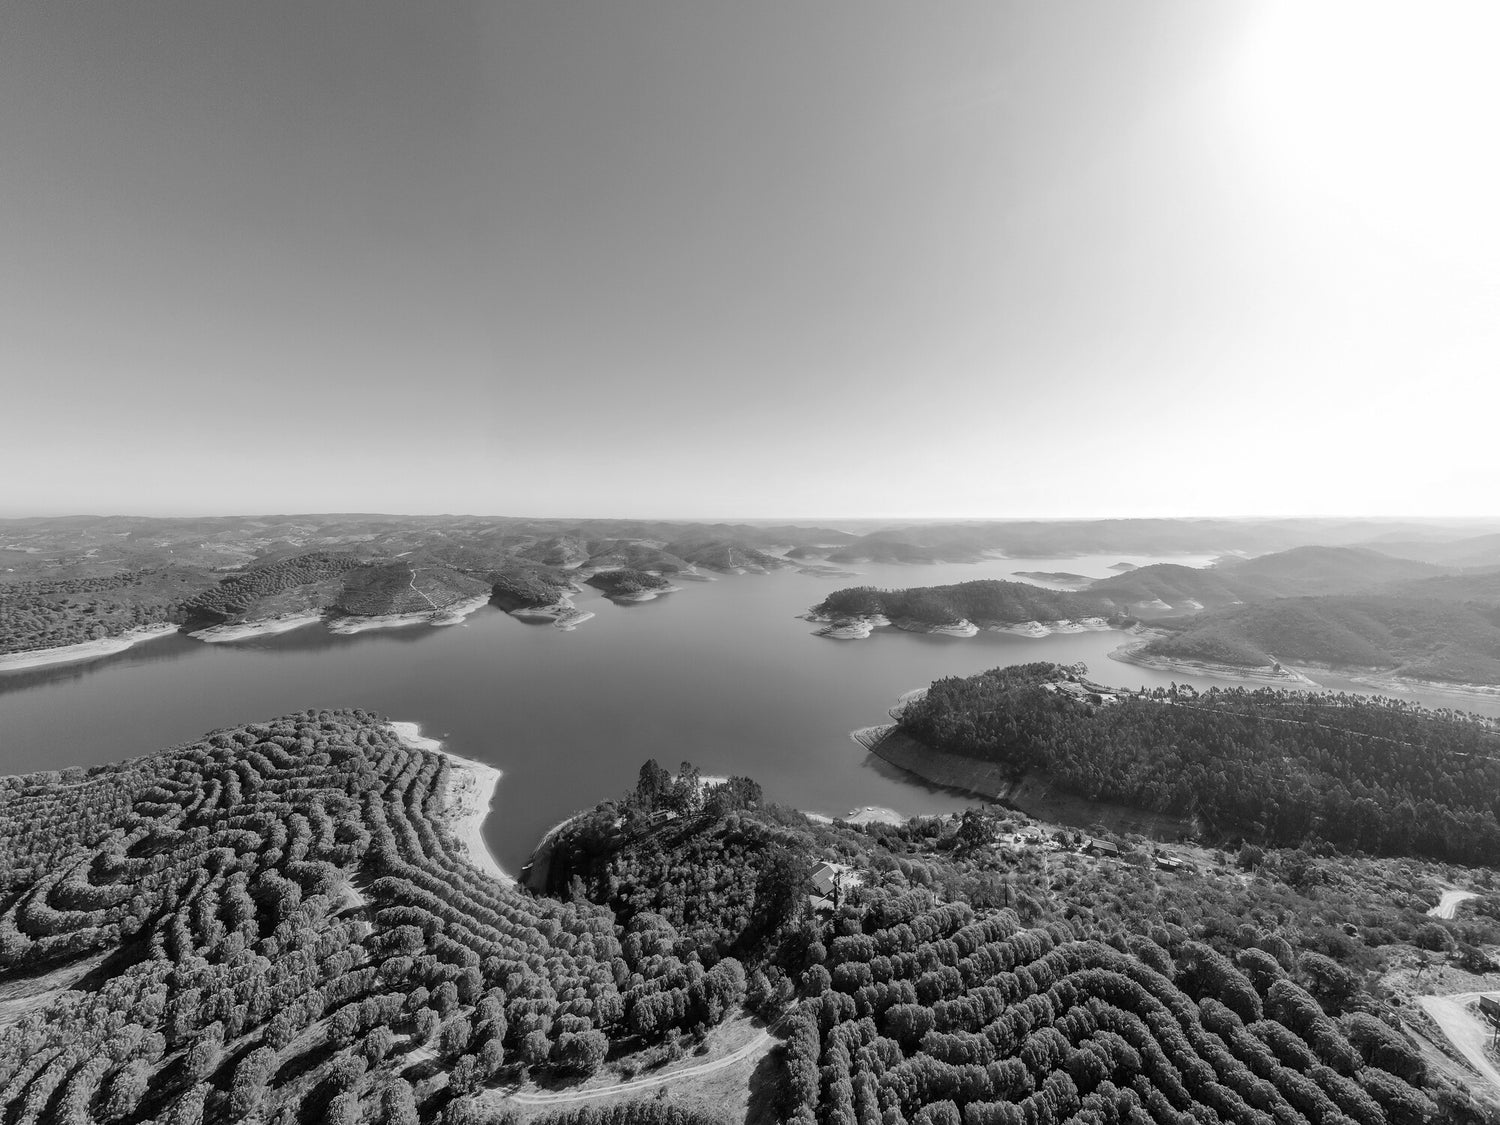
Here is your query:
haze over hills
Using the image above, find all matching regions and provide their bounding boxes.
[807,539,1500,695]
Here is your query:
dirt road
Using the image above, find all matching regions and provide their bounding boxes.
[1428,889,1479,919]
[1417,992,1500,1095]
[491,1026,775,1108]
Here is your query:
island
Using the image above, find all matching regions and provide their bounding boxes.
[583,567,680,602]
[806,579,1122,639]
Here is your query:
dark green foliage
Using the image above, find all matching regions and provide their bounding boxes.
[181,553,361,624]
[486,564,574,610]
[0,712,737,1123]
[584,569,673,598]
[0,568,199,654]
[814,581,1108,627]
[335,561,490,616]
[771,883,1440,1125]
[897,663,1500,863]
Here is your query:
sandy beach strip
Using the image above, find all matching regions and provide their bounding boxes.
[507,590,596,630]
[0,623,178,673]
[1108,639,1321,687]
[387,721,512,885]
[608,584,683,603]
[190,613,325,643]
[329,594,491,635]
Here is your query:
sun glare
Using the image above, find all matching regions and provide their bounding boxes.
[1233,0,1500,279]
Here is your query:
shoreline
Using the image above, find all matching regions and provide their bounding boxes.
[1340,671,1500,705]
[0,623,179,673]
[189,613,326,643]
[807,610,1110,642]
[329,594,491,635]
[387,721,512,885]
[507,589,596,631]
[607,583,683,603]
[1107,638,1322,687]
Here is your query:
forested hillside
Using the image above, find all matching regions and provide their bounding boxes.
[585,569,675,599]
[0,713,754,1124]
[181,554,364,625]
[1140,595,1500,684]
[0,518,847,655]
[0,570,200,654]
[333,561,491,619]
[1087,548,1449,615]
[897,663,1500,863]
[0,713,1492,1122]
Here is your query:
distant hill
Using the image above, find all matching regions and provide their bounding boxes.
[1217,545,1448,595]
[1088,546,1451,616]
[582,539,691,573]
[1139,594,1500,684]
[1358,531,1500,568]
[664,538,788,572]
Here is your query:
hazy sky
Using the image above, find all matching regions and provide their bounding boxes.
[3,2,1497,519]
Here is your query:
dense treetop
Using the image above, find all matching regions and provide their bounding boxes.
[897,663,1500,864]
[0,705,1493,1122]
[814,581,1111,628]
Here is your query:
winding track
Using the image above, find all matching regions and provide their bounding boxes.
[488,1023,777,1108]
[1416,992,1500,1096]
[1427,888,1479,919]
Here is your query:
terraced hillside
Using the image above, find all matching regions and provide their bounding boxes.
[0,713,742,1124]
[0,711,1492,1123]
[779,904,1439,1125]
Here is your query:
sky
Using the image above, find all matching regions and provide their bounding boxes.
[2,1,1497,520]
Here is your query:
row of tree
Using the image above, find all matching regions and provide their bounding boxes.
[898,664,1500,863]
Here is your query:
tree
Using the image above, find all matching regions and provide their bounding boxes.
[636,760,672,808]
[378,1078,420,1125]
[955,809,993,852]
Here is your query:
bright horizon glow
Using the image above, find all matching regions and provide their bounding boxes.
[1,3,1497,520]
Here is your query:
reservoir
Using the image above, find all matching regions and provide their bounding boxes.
[3,554,1492,874]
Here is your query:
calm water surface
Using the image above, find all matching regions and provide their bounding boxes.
[4,554,1493,873]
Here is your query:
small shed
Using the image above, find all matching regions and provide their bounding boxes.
[1085,839,1121,859]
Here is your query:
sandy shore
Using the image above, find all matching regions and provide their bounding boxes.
[1341,671,1500,705]
[0,623,178,672]
[387,721,511,885]
[508,593,597,631]
[810,611,1110,642]
[1108,639,1322,687]
[329,594,491,635]
[190,613,325,643]
[991,617,1112,638]
[807,613,891,640]
[895,618,979,638]
[608,584,683,603]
